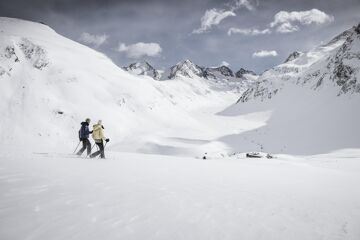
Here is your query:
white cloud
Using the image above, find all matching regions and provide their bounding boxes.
[117,42,162,58]
[230,0,255,11]
[193,0,255,34]
[193,9,236,34]
[270,9,334,33]
[227,27,271,36]
[275,22,299,33]
[79,32,108,47]
[252,50,278,58]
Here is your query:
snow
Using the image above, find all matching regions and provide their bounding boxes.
[1,148,360,240]
[221,86,360,155]
[1,17,360,240]
[0,17,240,152]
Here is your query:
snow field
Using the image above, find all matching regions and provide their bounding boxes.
[0,149,359,240]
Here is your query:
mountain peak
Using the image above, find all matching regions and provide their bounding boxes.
[123,61,160,80]
[354,22,360,34]
[168,59,204,79]
[235,68,257,78]
[206,65,234,78]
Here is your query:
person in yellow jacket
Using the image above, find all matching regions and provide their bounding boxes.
[90,120,109,159]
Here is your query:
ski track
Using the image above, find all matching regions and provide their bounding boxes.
[1,149,360,240]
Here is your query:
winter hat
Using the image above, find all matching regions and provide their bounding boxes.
[85,118,91,123]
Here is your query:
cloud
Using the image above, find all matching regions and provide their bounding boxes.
[117,42,162,58]
[230,0,255,11]
[193,9,236,34]
[270,9,334,33]
[193,0,254,34]
[252,50,278,58]
[275,22,299,33]
[227,27,271,36]
[79,32,108,47]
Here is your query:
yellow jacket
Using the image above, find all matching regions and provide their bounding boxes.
[92,124,106,143]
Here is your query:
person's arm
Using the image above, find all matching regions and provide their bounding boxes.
[100,128,109,142]
[85,126,93,134]
[100,128,106,141]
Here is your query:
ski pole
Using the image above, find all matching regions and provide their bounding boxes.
[73,141,81,154]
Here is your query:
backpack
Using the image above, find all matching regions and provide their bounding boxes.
[79,124,87,139]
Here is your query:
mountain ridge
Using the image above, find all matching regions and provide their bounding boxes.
[122,59,257,82]
[238,22,360,103]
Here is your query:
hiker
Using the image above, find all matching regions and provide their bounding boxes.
[77,118,93,156]
[90,120,109,159]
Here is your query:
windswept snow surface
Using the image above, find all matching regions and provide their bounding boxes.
[1,148,360,240]
[220,87,360,155]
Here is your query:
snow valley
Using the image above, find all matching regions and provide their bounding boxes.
[0,17,360,240]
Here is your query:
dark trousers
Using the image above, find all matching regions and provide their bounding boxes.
[90,141,105,158]
[77,138,91,156]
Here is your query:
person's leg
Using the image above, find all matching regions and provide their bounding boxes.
[86,139,92,155]
[99,142,105,158]
[90,142,101,158]
[76,139,86,155]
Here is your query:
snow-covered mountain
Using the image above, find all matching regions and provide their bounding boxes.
[122,61,161,80]
[239,23,360,103]
[122,58,258,88]
[221,23,360,155]
[162,59,258,92]
[1,16,359,156]
[167,59,205,79]
[0,17,241,152]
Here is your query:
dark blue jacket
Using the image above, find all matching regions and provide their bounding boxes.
[79,122,90,140]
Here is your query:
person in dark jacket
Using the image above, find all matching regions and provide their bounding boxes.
[76,118,92,156]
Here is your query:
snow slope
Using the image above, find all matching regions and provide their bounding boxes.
[0,17,241,153]
[220,23,360,155]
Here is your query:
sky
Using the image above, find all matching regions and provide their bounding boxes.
[0,0,360,73]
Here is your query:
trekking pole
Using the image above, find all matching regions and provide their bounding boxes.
[73,141,81,154]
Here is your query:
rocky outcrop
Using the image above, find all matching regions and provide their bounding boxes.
[123,61,160,80]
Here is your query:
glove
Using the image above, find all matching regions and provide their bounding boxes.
[105,138,110,142]
[89,131,93,134]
